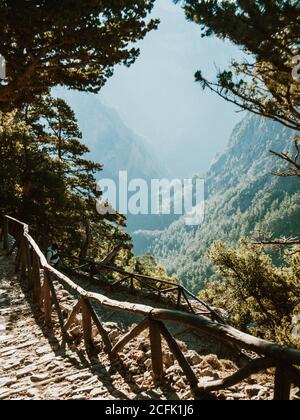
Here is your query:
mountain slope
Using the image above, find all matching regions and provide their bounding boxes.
[134,114,300,292]
[59,92,166,181]
[59,92,177,232]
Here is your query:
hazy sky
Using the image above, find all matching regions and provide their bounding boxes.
[99,0,242,178]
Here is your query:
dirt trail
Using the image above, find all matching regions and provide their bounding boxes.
[1,250,299,400]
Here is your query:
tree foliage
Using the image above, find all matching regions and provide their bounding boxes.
[176,0,300,175]
[140,115,300,292]
[0,97,130,258]
[200,239,300,348]
[0,1,172,282]
[127,254,178,290]
[0,0,158,110]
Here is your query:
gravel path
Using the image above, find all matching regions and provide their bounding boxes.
[1,250,299,401]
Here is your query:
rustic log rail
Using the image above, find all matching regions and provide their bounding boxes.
[61,253,226,324]
[1,215,300,400]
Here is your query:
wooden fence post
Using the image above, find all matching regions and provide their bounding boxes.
[176,287,182,309]
[81,298,94,355]
[274,363,291,400]
[158,321,199,389]
[32,252,41,303]
[43,270,52,326]
[47,275,65,331]
[20,238,28,283]
[26,244,33,290]
[63,300,82,333]
[83,299,112,353]
[149,317,164,381]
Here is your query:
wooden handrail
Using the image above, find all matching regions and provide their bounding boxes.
[2,215,300,400]
[62,253,225,324]
[62,253,180,287]
[4,215,29,233]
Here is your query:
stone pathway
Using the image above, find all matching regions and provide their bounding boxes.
[0,250,192,401]
[1,250,299,401]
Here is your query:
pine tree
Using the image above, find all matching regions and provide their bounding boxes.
[200,239,300,347]
[175,0,300,175]
[0,0,158,110]
[0,97,130,258]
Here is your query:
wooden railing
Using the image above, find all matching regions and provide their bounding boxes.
[1,215,300,400]
[61,253,226,324]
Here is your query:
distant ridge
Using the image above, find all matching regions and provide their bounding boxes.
[58,91,176,232]
[133,114,300,292]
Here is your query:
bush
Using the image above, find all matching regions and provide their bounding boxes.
[200,239,300,347]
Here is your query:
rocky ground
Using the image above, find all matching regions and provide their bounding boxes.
[0,250,299,401]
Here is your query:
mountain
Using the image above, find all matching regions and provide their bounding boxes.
[59,91,166,181]
[133,114,300,292]
[59,91,177,232]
